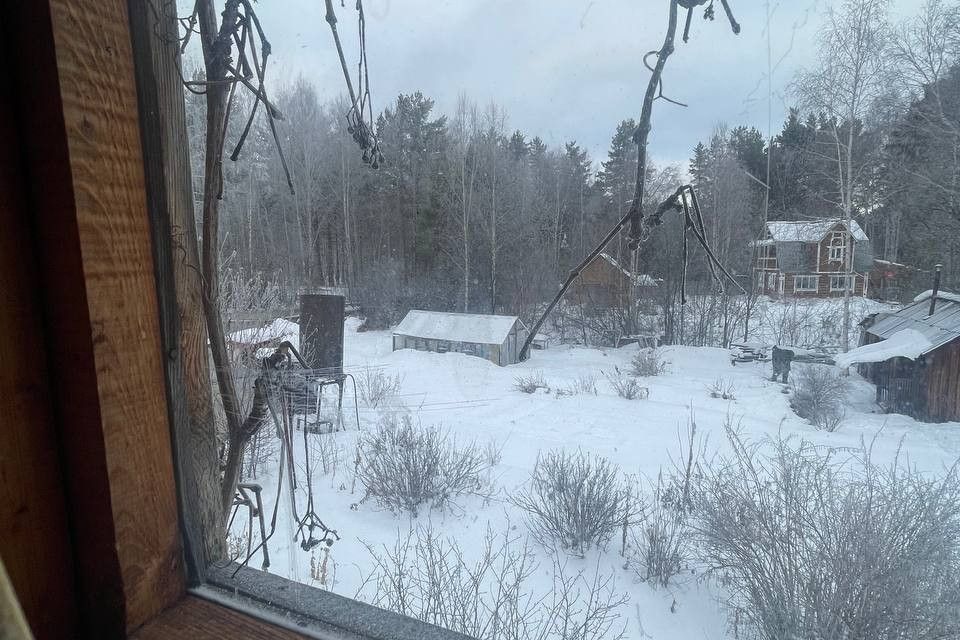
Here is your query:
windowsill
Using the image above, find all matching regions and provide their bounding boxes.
[185,563,474,640]
[130,595,306,639]
[131,565,478,640]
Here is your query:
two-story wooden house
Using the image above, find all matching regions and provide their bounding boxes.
[753,219,873,298]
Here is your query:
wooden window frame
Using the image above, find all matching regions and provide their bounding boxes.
[1,1,468,638]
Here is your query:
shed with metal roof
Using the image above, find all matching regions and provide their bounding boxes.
[392,310,529,366]
[852,290,960,421]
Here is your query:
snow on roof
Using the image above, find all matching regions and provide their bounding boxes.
[393,310,523,344]
[865,290,960,355]
[873,259,908,268]
[836,329,933,368]
[228,318,299,346]
[766,219,868,243]
[913,289,960,305]
[597,253,659,287]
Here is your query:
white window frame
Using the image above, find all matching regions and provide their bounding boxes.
[794,274,819,292]
[830,274,855,292]
[828,231,846,262]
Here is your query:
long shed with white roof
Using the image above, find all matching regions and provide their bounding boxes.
[392,310,529,366]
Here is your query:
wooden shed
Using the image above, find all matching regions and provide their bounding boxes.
[568,252,659,310]
[840,289,960,421]
[392,310,529,366]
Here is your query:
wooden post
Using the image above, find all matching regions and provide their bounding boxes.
[9,0,189,632]
[127,0,226,573]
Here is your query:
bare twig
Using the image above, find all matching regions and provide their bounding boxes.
[518,0,741,360]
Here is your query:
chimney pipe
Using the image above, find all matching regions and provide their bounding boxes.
[929,264,943,316]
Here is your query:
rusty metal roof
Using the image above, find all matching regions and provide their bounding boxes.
[866,292,960,355]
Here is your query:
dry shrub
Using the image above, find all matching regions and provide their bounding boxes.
[631,348,667,376]
[511,450,636,556]
[603,367,647,400]
[358,524,628,640]
[314,431,342,477]
[790,364,847,431]
[514,371,549,394]
[629,473,691,588]
[554,374,598,398]
[357,367,403,408]
[628,415,706,588]
[694,430,960,640]
[556,373,599,397]
[707,377,737,400]
[356,415,494,516]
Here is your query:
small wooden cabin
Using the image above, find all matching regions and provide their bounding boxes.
[569,252,659,309]
[869,259,925,303]
[392,310,529,366]
[844,290,960,421]
[753,219,872,298]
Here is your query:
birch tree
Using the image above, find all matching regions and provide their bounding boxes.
[794,0,890,350]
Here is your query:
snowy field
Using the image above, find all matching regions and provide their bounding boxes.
[229,315,960,640]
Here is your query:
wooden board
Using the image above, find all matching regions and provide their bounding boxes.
[0,28,78,638]
[126,0,224,575]
[131,596,305,640]
[45,0,185,631]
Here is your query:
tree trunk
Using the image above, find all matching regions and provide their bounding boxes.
[341,141,354,288]
[842,121,854,352]
[196,0,271,524]
[490,140,498,314]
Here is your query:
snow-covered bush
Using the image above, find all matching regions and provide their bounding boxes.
[514,371,549,394]
[359,524,628,640]
[555,373,599,397]
[631,348,667,376]
[356,415,493,515]
[511,450,636,555]
[630,474,691,588]
[706,377,736,400]
[694,432,960,640]
[790,364,846,431]
[603,367,646,400]
[357,367,403,408]
[314,430,342,476]
[483,439,504,467]
[242,422,278,480]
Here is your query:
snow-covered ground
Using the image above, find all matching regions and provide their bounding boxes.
[229,314,960,640]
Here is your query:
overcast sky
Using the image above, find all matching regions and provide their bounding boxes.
[245,0,926,168]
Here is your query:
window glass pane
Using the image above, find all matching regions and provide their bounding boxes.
[157,2,960,638]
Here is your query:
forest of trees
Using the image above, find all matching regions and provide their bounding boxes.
[187,0,960,342]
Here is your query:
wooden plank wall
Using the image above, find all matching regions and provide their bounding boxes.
[928,340,960,422]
